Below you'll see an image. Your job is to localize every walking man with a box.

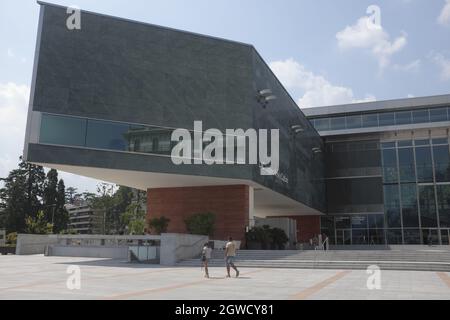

[225,237,239,278]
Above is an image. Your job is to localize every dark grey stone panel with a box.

[28,143,253,180]
[33,5,254,131]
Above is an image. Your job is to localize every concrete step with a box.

[177,259,450,272]
[182,249,450,271]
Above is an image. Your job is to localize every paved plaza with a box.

[0,255,449,300]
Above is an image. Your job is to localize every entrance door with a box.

[336,229,352,245]
[441,229,450,245]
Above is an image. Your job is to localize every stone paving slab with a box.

[0,255,449,300]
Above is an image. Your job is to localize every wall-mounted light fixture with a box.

[312,147,323,154]
[257,89,277,108]
[290,125,305,135]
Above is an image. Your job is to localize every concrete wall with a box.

[47,245,129,259]
[16,234,59,255]
[160,233,208,266]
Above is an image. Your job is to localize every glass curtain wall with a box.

[381,137,450,245]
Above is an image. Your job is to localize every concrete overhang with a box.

[30,162,324,218]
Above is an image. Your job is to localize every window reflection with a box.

[433,144,450,182]
[384,185,401,228]
[311,106,450,131]
[419,185,438,228]
[415,146,434,183]
[437,185,450,228]
[40,114,87,147]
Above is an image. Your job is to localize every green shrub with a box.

[148,216,171,235]
[6,232,17,246]
[246,225,288,250]
[184,213,216,236]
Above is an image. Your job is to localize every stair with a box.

[177,249,450,272]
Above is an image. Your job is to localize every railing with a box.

[55,235,161,247]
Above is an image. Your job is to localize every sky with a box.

[0,0,449,193]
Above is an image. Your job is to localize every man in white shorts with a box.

[225,237,239,278]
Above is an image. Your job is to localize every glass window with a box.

[422,229,439,246]
[352,229,369,245]
[433,145,450,182]
[86,120,130,151]
[403,229,421,244]
[437,185,450,228]
[415,146,434,183]
[381,142,396,149]
[335,216,351,229]
[382,149,398,183]
[387,229,403,244]
[379,112,395,126]
[415,139,430,146]
[418,185,438,228]
[351,215,367,229]
[412,109,429,124]
[398,140,413,147]
[368,214,384,229]
[401,184,419,228]
[429,107,448,123]
[346,115,362,129]
[362,114,378,128]
[396,111,412,125]
[369,229,385,245]
[40,114,87,147]
[330,117,346,130]
[432,138,449,145]
[314,118,330,131]
[384,185,401,228]
[398,148,416,183]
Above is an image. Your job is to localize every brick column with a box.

[147,185,250,243]
[285,216,321,244]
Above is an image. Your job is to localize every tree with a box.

[19,158,46,219]
[0,157,45,233]
[65,187,78,204]
[122,203,146,235]
[54,179,68,233]
[25,211,53,235]
[184,213,216,236]
[148,216,170,235]
[43,169,58,223]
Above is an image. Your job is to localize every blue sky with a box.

[1,0,449,192]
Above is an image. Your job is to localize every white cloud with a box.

[393,59,421,72]
[269,58,376,108]
[438,0,450,26]
[7,48,15,58]
[336,16,407,68]
[430,53,450,80]
[0,82,101,193]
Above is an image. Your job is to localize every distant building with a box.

[66,202,103,235]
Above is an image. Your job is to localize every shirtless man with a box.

[225,237,240,278]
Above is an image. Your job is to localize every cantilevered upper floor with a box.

[24,2,326,216]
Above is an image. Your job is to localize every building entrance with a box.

[336,229,352,245]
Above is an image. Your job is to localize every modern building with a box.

[66,202,103,235]
[305,97,450,246]
[24,2,450,246]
